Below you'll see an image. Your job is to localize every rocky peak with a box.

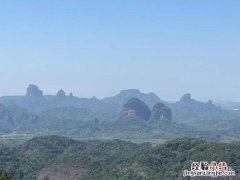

[56,89,66,98]
[26,84,43,97]
[208,100,213,104]
[180,93,193,103]
[102,89,161,110]
[151,103,172,121]
[120,89,141,95]
[120,98,151,121]
[206,99,218,108]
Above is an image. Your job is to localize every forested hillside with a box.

[0,136,240,180]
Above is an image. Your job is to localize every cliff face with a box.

[120,98,151,121]
[0,104,12,124]
[151,103,172,121]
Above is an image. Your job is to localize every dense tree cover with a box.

[0,136,240,180]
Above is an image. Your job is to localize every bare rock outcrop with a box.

[26,84,43,97]
[151,103,172,121]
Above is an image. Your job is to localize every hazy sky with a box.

[0,0,240,101]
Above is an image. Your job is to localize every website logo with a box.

[183,161,236,177]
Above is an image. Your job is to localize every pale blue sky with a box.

[0,0,240,101]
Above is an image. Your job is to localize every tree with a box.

[0,170,11,180]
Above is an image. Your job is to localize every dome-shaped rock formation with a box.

[120,98,151,121]
[151,103,172,121]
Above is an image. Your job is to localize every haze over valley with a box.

[1,1,240,179]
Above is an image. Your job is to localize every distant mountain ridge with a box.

[0,86,162,114]
[167,93,230,124]
[102,89,161,108]
[1,84,240,142]
[0,85,235,123]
